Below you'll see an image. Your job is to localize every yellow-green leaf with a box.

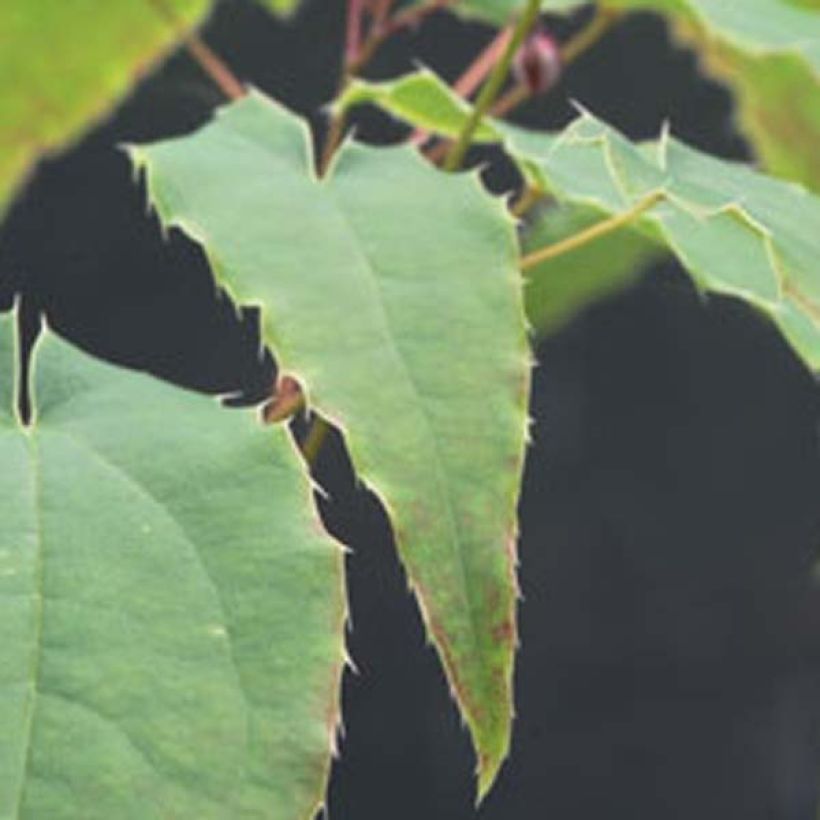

[337,69,501,142]
[0,0,213,218]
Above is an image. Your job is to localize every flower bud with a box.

[513,30,562,95]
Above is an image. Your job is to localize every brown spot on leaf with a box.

[492,619,515,644]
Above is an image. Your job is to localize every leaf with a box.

[314,68,820,357]
[667,13,820,189]
[522,202,662,337]
[431,0,820,188]
[337,69,501,142]
[0,310,346,819]
[501,112,820,369]
[256,0,302,15]
[0,0,214,218]
[131,90,530,798]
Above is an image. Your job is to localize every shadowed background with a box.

[1,1,819,817]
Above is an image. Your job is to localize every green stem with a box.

[519,191,664,270]
[302,417,331,466]
[443,0,541,171]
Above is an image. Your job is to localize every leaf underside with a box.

[132,90,531,799]
[521,202,662,337]
[0,312,346,819]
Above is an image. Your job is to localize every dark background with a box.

[2,1,819,817]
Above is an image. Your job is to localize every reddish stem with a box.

[346,0,365,67]
[145,0,245,100]
[411,24,512,146]
[349,0,458,74]
[455,26,513,98]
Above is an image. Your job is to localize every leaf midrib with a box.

[321,176,486,676]
[14,434,43,820]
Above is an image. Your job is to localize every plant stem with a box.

[348,0,458,75]
[455,25,514,99]
[302,417,331,466]
[324,0,448,175]
[519,191,664,271]
[346,0,365,66]
[144,0,245,100]
[319,111,347,177]
[490,83,530,117]
[412,26,512,147]
[560,6,622,66]
[443,0,541,171]
[370,0,396,26]
[492,7,622,116]
[511,185,545,219]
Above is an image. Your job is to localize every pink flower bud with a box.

[513,30,562,95]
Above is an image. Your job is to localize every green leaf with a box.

[314,68,819,354]
[502,113,820,369]
[0,311,346,819]
[666,12,820,189]
[0,0,213,218]
[131,90,530,798]
[256,0,302,15]
[435,0,820,188]
[522,202,662,337]
[337,69,501,142]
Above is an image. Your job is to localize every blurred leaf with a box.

[0,311,346,819]
[668,14,820,189]
[502,113,820,369]
[0,0,212,218]
[522,202,661,336]
[256,0,302,15]
[131,91,530,799]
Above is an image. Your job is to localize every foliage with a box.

[1,0,819,817]
[130,91,530,795]
[0,0,211,215]
[0,312,345,818]
[502,115,820,367]
[521,202,661,337]
[436,0,820,188]
[344,68,820,364]
[0,0,311,217]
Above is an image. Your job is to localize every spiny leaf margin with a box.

[0,308,347,819]
[130,89,531,799]
[502,112,820,368]
[334,67,820,367]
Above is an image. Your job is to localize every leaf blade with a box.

[0,312,346,819]
[425,0,820,187]
[502,113,820,368]
[133,91,531,797]
[0,0,215,217]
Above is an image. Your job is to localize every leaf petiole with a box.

[144,0,245,100]
[519,190,664,270]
